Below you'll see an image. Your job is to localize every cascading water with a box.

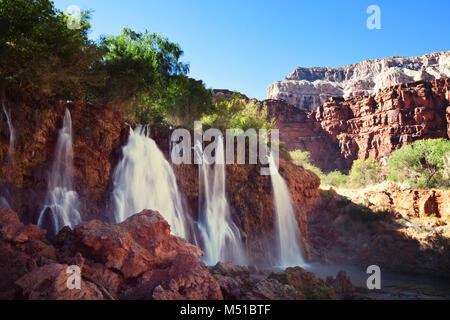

[38,109,81,235]
[196,136,246,265]
[111,125,188,239]
[2,102,15,162]
[0,197,10,209]
[269,155,306,268]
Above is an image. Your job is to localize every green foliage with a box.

[348,159,383,187]
[322,170,348,187]
[96,28,188,111]
[290,140,450,190]
[1,4,213,126]
[289,150,311,166]
[202,94,275,131]
[150,76,213,128]
[0,0,103,100]
[387,139,450,188]
[95,28,214,127]
[289,150,347,186]
[289,150,323,177]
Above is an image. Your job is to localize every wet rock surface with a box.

[0,99,126,223]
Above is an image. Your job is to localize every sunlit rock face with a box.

[268,51,450,111]
[267,78,450,172]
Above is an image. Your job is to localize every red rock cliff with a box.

[0,98,127,223]
[268,78,450,172]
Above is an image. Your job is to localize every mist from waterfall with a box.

[112,125,188,239]
[196,136,246,266]
[38,109,81,235]
[269,155,306,268]
[2,102,15,163]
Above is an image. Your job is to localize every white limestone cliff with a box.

[267,51,450,111]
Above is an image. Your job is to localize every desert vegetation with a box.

[0,0,274,131]
[290,138,450,189]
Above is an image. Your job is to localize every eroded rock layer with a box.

[268,78,450,172]
[268,51,450,111]
[0,99,127,223]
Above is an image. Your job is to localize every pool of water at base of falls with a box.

[264,262,450,300]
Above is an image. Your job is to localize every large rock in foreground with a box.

[56,210,223,300]
[1,209,222,300]
[209,263,344,300]
[0,208,56,299]
[15,263,104,300]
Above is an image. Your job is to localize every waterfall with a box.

[269,155,306,268]
[38,109,81,235]
[2,102,15,162]
[0,197,10,209]
[196,136,246,265]
[111,125,188,239]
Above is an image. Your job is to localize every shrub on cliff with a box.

[149,75,213,128]
[289,150,323,177]
[289,150,348,186]
[202,94,275,131]
[387,139,450,188]
[348,159,384,187]
[322,170,348,187]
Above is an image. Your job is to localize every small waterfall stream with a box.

[1,101,16,207]
[196,136,246,265]
[111,125,188,239]
[38,109,81,235]
[0,197,10,209]
[269,155,306,268]
[2,102,15,163]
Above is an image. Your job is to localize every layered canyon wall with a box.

[267,78,450,172]
[268,51,450,111]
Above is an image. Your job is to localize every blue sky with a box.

[53,0,450,100]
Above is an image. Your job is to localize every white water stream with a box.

[111,125,188,239]
[38,109,81,234]
[196,136,246,265]
[269,155,306,268]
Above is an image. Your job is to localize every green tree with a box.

[96,28,215,127]
[202,94,275,131]
[0,0,103,101]
[151,75,213,128]
[96,28,189,119]
[349,159,383,187]
[387,139,450,188]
